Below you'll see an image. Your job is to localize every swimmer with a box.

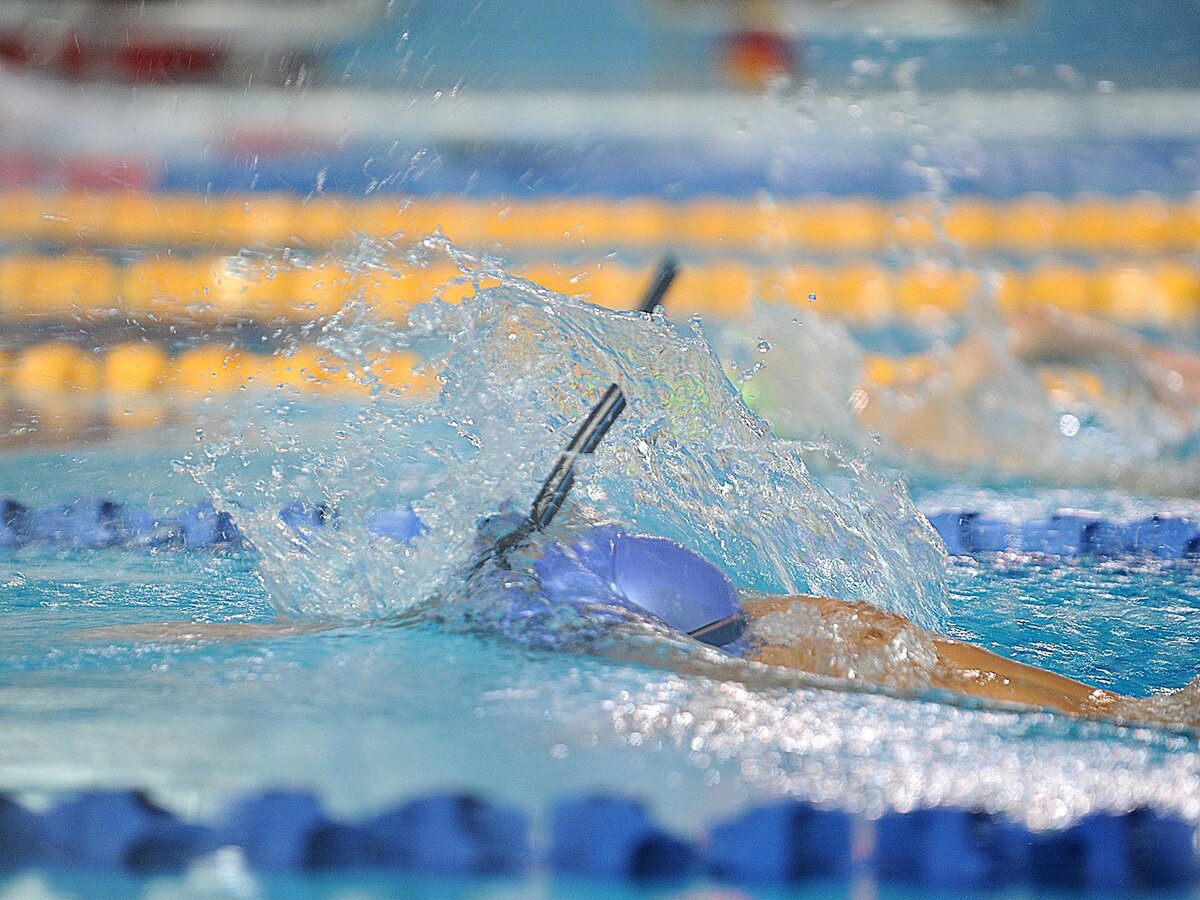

[70,263,1200,728]
[738,298,1200,487]
[856,304,1200,464]
[77,380,1199,732]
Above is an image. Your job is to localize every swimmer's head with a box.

[535,525,745,649]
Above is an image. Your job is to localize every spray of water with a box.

[184,237,948,642]
[727,296,1200,494]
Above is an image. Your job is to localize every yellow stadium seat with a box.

[998,194,1064,253]
[25,191,113,245]
[895,263,975,317]
[690,263,754,317]
[862,353,899,387]
[586,263,644,310]
[679,197,770,249]
[555,198,622,249]
[1062,194,1122,254]
[1096,264,1200,325]
[0,256,24,314]
[484,200,553,247]
[0,192,64,243]
[943,197,998,252]
[427,198,488,246]
[1110,193,1172,253]
[794,198,886,253]
[0,191,53,242]
[106,192,166,246]
[888,197,939,248]
[169,346,248,394]
[611,199,671,248]
[770,202,808,252]
[1168,195,1200,250]
[237,352,274,390]
[1153,263,1200,321]
[545,199,615,248]
[757,263,828,310]
[106,192,218,247]
[294,195,356,247]
[13,341,100,394]
[214,193,297,247]
[208,257,285,321]
[274,261,351,320]
[531,199,584,247]
[103,342,169,393]
[0,254,118,320]
[829,264,893,321]
[120,257,214,321]
[486,200,565,247]
[1024,264,1094,314]
[0,256,34,317]
[530,199,611,249]
[154,195,221,247]
[353,196,407,241]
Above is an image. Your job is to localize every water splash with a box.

[186,237,948,635]
[728,298,1200,494]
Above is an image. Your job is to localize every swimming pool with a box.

[2,274,1199,896]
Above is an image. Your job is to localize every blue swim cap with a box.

[534,525,744,647]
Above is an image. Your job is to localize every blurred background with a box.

[0,0,1198,461]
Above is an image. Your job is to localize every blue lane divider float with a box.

[0,789,1194,891]
[925,511,1200,559]
[0,498,426,551]
[549,795,698,881]
[0,496,1197,560]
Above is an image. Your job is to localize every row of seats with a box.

[0,341,437,398]
[0,788,1193,890]
[1,254,1198,323]
[2,190,1200,254]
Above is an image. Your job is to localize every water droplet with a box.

[1059,414,1081,437]
[757,340,771,353]
[808,293,817,303]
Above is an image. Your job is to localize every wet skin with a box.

[75,591,1140,724]
[740,595,1117,719]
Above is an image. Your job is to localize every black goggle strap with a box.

[481,254,676,570]
[687,612,748,648]
[490,383,626,567]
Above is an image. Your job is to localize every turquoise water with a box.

[3,534,1199,831]
[2,270,1200,899]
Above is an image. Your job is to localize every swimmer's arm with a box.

[930,635,1115,715]
[1009,304,1200,405]
[70,620,346,643]
[741,594,1116,717]
[1007,304,1147,366]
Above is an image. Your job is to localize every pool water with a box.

[2,276,1200,898]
